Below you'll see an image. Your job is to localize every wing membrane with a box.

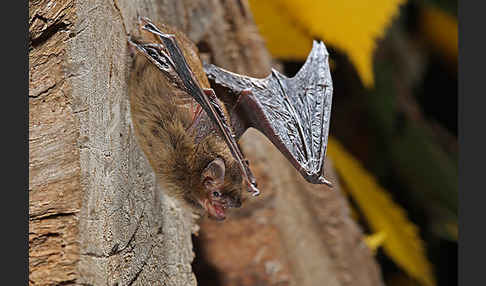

[204,41,333,185]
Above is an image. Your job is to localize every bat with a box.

[128,17,333,220]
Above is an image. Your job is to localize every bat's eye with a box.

[212,191,221,198]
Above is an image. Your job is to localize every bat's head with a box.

[190,156,243,221]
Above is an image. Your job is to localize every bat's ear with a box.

[201,158,225,190]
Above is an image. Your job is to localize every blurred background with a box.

[199,0,457,286]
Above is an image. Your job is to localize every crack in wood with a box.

[126,245,154,286]
[30,19,70,48]
[56,278,77,285]
[109,210,145,256]
[81,251,110,259]
[30,211,78,221]
[29,232,61,247]
[29,81,57,99]
[112,0,128,36]
[80,210,145,260]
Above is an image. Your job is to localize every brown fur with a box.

[128,24,243,217]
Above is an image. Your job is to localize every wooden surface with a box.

[29,0,80,284]
[29,0,384,285]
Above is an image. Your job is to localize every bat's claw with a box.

[138,15,147,22]
[247,182,260,196]
[318,176,333,188]
[138,16,175,41]
[138,16,153,27]
[138,16,155,33]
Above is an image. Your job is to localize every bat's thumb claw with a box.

[247,183,260,196]
[318,176,333,188]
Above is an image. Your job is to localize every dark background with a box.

[281,1,458,285]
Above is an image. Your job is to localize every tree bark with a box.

[29,0,384,285]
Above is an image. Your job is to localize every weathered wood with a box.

[29,0,384,285]
[29,1,80,285]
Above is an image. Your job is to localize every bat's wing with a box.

[204,41,334,186]
[129,17,260,196]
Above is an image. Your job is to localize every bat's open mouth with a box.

[203,199,226,220]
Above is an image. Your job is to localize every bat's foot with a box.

[318,176,333,188]
[247,182,260,196]
[138,15,151,25]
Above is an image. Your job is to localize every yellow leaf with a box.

[247,0,313,59]
[248,0,406,87]
[327,137,436,286]
[364,231,387,254]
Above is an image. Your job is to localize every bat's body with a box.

[128,18,333,220]
[128,22,243,220]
